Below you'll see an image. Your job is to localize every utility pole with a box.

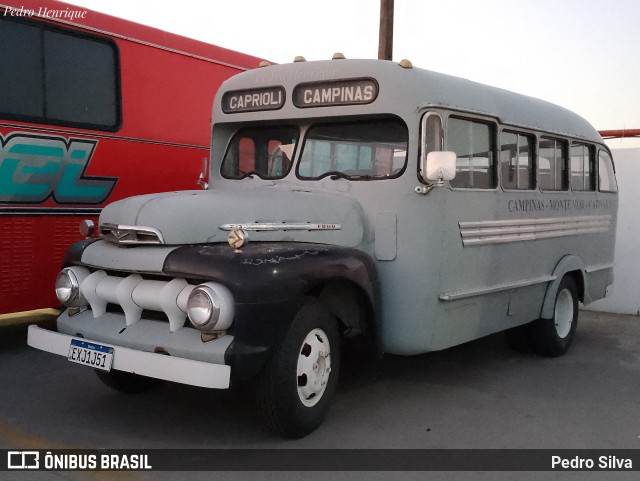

[378,0,394,60]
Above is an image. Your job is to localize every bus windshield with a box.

[298,118,408,180]
[221,125,299,179]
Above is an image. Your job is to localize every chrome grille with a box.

[75,268,194,332]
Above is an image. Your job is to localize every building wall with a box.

[587,148,640,315]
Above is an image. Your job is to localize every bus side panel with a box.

[0,215,89,313]
[116,37,242,146]
[70,137,207,201]
[431,189,617,350]
[434,189,518,349]
[585,267,614,304]
[370,179,445,355]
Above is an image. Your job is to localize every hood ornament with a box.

[228,229,248,250]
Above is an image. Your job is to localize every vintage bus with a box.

[28,57,618,438]
[0,0,264,319]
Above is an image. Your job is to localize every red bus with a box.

[0,0,264,319]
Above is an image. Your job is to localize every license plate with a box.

[68,339,114,372]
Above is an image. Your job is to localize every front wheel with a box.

[256,299,340,439]
[530,276,579,357]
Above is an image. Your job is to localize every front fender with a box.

[62,238,101,267]
[163,242,378,380]
[163,242,377,304]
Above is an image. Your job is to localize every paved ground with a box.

[0,310,639,480]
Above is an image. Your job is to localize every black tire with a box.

[95,369,162,393]
[256,299,340,439]
[530,276,579,357]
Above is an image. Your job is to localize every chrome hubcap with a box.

[296,328,331,407]
[555,288,574,338]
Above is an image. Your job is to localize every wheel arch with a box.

[540,255,586,319]
[313,278,378,343]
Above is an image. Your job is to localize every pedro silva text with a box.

[552,456,633,470]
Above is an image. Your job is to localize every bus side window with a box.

[423,112,443,156]
[44,30,119,128]
[570,143,596,191]
[0,18,43,118]
[539,137,568,191]
[500,131,535,190]
[598,150,618,193]
[0,16,120,131]
[447,117,496,189]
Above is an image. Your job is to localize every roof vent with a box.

[332,52,346,60]
[294,55,307,63]
[259,60,272,68]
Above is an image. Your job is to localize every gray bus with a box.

[28,58,618,438]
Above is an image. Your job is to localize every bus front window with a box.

[297,118,408,180]
[221,125,298,179]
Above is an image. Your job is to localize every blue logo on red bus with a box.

[0,133,117,205]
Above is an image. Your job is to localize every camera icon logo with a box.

[7,451,39,469]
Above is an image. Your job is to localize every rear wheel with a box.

[256,299,340,439]
[95,369,162,393]
[530,276,579,357]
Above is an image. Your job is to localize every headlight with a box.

[186,282,234,332]
[55,267,89,307]
[187,286,217,327]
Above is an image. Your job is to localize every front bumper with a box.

[27,325,231,389]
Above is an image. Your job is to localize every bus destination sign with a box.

[293,78,378,108]
[222,86,285,113]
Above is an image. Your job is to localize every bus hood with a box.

[98,188,365,247]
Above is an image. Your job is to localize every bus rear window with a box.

[598,150,618,193]
[221,126,298,179]
[297,118,408,180]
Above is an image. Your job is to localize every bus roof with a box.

[216,58,602,142]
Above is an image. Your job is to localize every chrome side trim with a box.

[460,215,612,246]
[100,223,165,245]
[439,275,556,301]
[219,222,341,232]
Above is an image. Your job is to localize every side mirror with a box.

[421,151,456,184]
[197,157,210,190]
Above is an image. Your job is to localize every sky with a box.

[64,0,640,149]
